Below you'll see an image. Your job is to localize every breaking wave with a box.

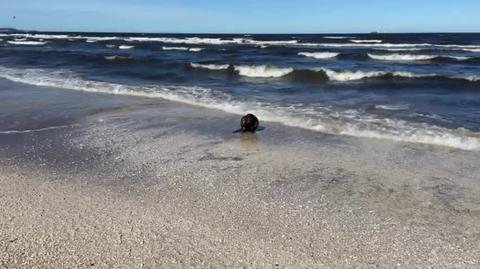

[368,53,437,61]
[119,45,135,50]
[323,36,353,39]
[3,33,480,52]
[350,39,383,43]
[233,65,294,78]
[375,104,410,111]
[0,65,478,150]
[185,63,479,83]
[103,55,133,61]
[190,63,230,70]
[162,46,204,52]
[368,53,477,62]
[298,52,339,59]
[7,41,47,46]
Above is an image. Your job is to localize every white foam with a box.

[162,46,189,51]
[318,68,436,82]
[104,55,131,61]
[350,39,383,43]
[370,52,472,61]
[323,36,353,39]
[445,55,471,61]
[305,42,480,52]
[126,36,297,46]
[463,48,480,52]
[106,44,117,48]
[0,65,478,150]
[0,124,78,134]
[461,75,480,82]
[129,37,240,45]
[368,53,437,61]
[162,46,203,52]
[375,104,410,111]
[119,45,135,50]
[248,40,298,46]
[234,65,294,78]
[190,63,230,70]
[377,48,426,52]
[7,41,47,46]
[298,52,339,59]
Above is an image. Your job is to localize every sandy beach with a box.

[1,78,480,268]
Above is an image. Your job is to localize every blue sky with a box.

[1,0,479,33]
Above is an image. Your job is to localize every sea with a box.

[0,32,479,150]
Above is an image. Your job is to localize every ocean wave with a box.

[190,63,230,70]
[185,62,479,83]
[2,33,480,52]
[0,65,478,150]
[350,39,383,43]
[375,104,410,111]
[7,40,48,46]
[376,48,426,52]
[127,36,297,46]
[233,65,294,78]
[323,36,353,39]
[119,45,135,50]
[318,68,437,81]
[368,53,437,61]
[104,55,132,61]
[305,42,480,52]
[128,37,241,45]
[298,52,339,59]
[368,53,477,62]
[162,46,204,52]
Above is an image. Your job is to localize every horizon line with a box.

[2,28,480,35]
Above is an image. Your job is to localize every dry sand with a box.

[1,80,480,268]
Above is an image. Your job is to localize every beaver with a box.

[234,114,259,133]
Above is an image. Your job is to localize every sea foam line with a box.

[0,124,79,134]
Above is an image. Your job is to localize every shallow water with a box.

[1,32,479,149]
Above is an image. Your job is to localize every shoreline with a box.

[1,65,479,151]
[1,79,480,268]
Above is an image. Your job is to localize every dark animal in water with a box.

[234,114,259,133]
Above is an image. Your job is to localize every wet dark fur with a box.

[234,114,259,133]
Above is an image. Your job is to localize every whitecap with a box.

[375,104,410,111]
[119,45,135,50]
[323,36,354,39]
[298,52,339,59]
[7,40,47,46]
[162,46,203,52]
[190,63,230,70]
[104,55,131,61]
[318,68,436,82]
[350,39,383,43]
[233,65,294,78]
[367,53,437,61]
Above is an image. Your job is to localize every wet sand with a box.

[1,79,480,268]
